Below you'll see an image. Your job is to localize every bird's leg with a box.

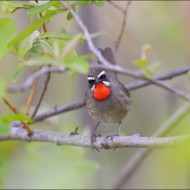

[90,121,101,151]
[105,121,122,140]
[116,121,122,136]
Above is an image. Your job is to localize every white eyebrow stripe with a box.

[87,77,95,81]
[91,85,95,91]
[97,70,106,78]
[102,81,110,86]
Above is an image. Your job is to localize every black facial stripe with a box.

[97,71,106,79]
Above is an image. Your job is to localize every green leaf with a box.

[16,30,40,58]
[0,114,33,124]
[0,121,9,134]
[0,1,19,14]
[66,4,76,20]
[64,54,90,74]
[142,44,151,59]
[0,76,6,97]
[144,68,154,78]
[8,12,57,49]
[12,66,29,82]
[94,0,105,6]
[188,71,190,75]
[67,12,73,20]
[0,18,16,59]
[0,1,33,14]
[27,1,60,20]
[62,35,82,57]
[133,59,147,68]
[78,1,92,6]
[19,56,56,67]
[39,32,82,41]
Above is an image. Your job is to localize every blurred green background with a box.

[1,1,190,189]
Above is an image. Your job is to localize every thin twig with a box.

[107,0,126,13]
[0,127,190,149]
[2,97,33,135]
[32,66,190,122]
[24,0,48,117]
[127,66,190,91]
[8,66,66,92]
[113,103,190,189]
[24,78,38,115]
[115,1,131,54]
[31,69,51,118]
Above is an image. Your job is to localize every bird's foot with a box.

[70,127,79,136]
[105,133,119,141]
[90,133,101,152]
[105,133,119,151]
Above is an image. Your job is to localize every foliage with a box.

[0,1,104,188]
[133,45,161,78]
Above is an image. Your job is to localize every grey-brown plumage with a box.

[85,47,132,142]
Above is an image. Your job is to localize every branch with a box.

[31,68,51,118]
[91,64,190,102]
[127,66,190,90]
[2,97,33,135]
[32,66,190,122]
[107,0,126,13]
[1,127,190,149]
[33,100,84,122]
[8,66,66,92]
[115,1,131,54]
[24,78,38,115]
[112,103,190,189]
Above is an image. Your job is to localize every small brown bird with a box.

[85,47,132,144]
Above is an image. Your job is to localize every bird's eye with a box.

[99,74,106,80]
[88,79,95,84]
[98,71,106,80]
[87,77,95,85]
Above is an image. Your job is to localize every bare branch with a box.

[33,100,84,122]
[127,66,190,90]
[91,64,190,102]
[32,66,190,122]
[8,66,66,92]
[107,0,126,13]
[31,69,51,118]
[113,103,190,189]
[1,127,190,149]
[115,1,131,54]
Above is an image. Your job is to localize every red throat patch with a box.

[93,83,111,101]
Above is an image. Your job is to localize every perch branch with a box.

[0,127,190,149]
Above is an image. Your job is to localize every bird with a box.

[85,47,132,147]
